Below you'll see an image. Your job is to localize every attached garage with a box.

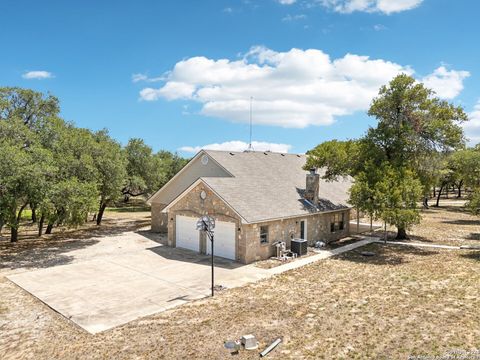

[175,215,200,252]
[206,220,236,260]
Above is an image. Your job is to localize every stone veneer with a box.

[167,183,244,261]
[151,203,168,232]
[167,182,350,264]
[240,210,350,264]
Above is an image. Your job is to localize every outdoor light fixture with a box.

[196,215,215,296]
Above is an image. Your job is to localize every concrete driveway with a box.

[7,231,270,334]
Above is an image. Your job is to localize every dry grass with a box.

[1,202,479,359]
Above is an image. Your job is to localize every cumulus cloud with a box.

[179,141,292,154]
[464,100,480,145]
[22,71,53,80]
[421,66,470,100]
[138,46,468,128]
[278,0,297,4]
[319,0,423,14]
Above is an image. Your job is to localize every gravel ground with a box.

[1,204,479,359]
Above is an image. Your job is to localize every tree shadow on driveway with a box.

[0,218,151,272]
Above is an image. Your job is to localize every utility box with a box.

[291,238,308,256]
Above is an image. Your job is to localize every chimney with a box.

[305,168,319,204]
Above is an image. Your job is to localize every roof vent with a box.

[280,153,285,157]
[264,152,268,155]
[229,152,235,156]
[296,154,301,158]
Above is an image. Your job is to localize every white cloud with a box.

[140,82,195,101]
[22,71,53,80]
[282,14,307,21]
[421,66,470,100]
[373,24,387,31]
[464,100,480,145]
[319,0,423,14]
[138,46,468,128]
[132,73,166,83]
[278,0,297,4]
[179,140,292,154]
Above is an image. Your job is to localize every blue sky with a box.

[1,0,479,155]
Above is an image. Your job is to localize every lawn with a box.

[0,201,479,359]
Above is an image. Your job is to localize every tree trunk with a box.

[435,184,444,207]
[45,223,54,234]
[124,194,130,203]
[96,202,107,225]
[423,197,429,209]
[396,227,408,240]
[0,218,4,234]
[11,227,18,242]
[457,180,463,198]
[11,203,27,242]
[433,186,436,197]
[370,214,373,231]
[31,206,37,223]
[38,214,45,237]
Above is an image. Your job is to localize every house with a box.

[148,150,353,264]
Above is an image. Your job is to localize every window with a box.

[260,226,269,244]
[330,213,345,233]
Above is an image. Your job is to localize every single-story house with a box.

[148,150,353,264]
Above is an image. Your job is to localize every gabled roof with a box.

[165,150,352,224]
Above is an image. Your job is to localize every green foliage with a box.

[305,140,359,180]
[0,119,56,239]
[124,138,157,198]
[306,74,468,237]
[467,188,480,215]
[375,167,423,231]
[41,179,98,227]
[0,87,189,239]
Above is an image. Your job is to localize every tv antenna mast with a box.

[247,96,254,152]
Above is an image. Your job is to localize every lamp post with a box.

[197,215,215,297]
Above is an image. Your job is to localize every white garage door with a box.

[175,215,200,252]
[206,220,236,260]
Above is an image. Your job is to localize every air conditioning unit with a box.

[291,238,307,256]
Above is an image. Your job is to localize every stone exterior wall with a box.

[167,181,350,264]
[167,183,243,261]
[241,210,350,264]
[151,203,168,232]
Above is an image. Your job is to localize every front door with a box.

[300,220,307,240]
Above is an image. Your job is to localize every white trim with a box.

[146,150,234,205]
[300,219,307,240]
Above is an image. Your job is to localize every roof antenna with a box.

[247,96,254,152]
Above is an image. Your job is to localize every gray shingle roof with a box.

[201,150,352,223]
